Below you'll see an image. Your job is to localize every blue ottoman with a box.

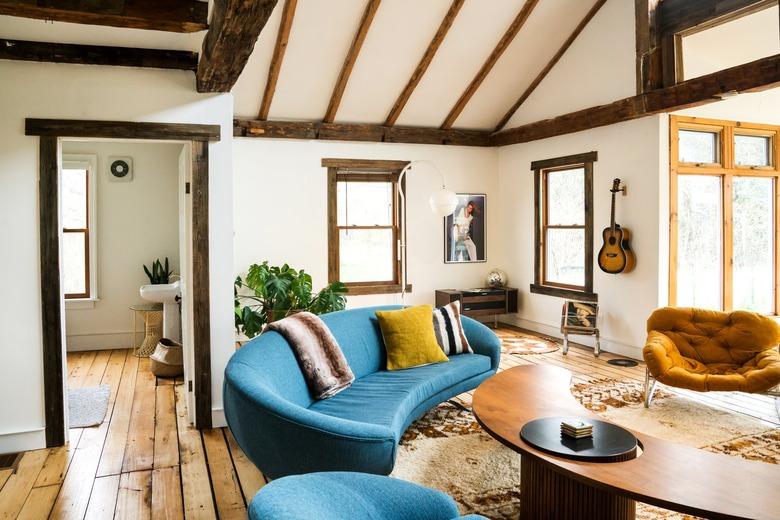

[248,472,487,520]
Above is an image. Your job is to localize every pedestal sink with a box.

[140,280,181,343]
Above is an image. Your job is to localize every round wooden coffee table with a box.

[472,365,780,520]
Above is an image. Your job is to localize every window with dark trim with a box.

[323,158,410,296]
[530,152,597,302]
[62,163,91,299]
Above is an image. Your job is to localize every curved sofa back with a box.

[229,305,402,408]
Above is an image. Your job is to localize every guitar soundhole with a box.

[608,237,616,245]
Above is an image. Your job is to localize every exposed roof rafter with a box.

[384,0,465,127]
[258,0,298,120]
[490,53,780,146]
[0,0,208,33]
[440,0,540,130]
[323,0,382,123]
[197,0,279,93]
[0,38,198,71]
[494,0,607,132]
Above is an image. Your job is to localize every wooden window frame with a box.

[670,115,780,314]
[62,156,97,300]
[324,158,411,296]
[530,152,597,302]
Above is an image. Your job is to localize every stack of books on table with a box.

[561,419,593,439]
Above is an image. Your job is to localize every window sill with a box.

[65,298,100,310]
[530,284,597,302]
[345,284,413,296]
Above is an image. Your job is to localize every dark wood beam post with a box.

[191,140,212,429]
[197,0,279,93]
[258,0,297,120]
[0,0,208,32]
[323,0,382,123]
[39,135,65,448]
[384,0,464,127]
[0,38,199,71]
[494,0,607,132]
[635,0,663,93]
[440,0,540,130]
[491,53,780,146]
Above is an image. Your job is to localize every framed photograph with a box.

[444,193,486,263]
[560,300,599,332]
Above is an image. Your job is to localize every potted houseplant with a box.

[143,257,174,284]
[234,261,348,339]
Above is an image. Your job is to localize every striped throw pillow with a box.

[433,301,473,355]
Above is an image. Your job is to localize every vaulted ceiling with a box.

[231,0,603,131]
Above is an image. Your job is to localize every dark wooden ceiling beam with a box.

[0,0,207,32]
[635,0,664,93]
[490,53,780,147]
[234,119,491,147]
[258,0,297,120]
[658,0,776,36]
[440,0,540,130]
[323,0,381,123]
[197,0,278,93]
[384,0,464,127]
[494,0,607,132]
[0,38,198,71]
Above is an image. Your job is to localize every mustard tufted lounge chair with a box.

[643,307,780,407]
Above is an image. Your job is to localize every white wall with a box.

[232,139,502,309]
[62,141,182,351]
[676,88,780,125]
[0,60,234,451]
[497,116,666,358]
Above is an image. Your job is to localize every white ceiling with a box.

[0,0,611,130]
[232,0,601,129]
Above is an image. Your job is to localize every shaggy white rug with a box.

[391,379,779,520]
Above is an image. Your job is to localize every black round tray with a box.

[520,417,638,463]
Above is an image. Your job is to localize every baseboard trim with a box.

[500,316,643,360]
[0,427,46,453]
[212,407,226,428]
[66,331,136,351]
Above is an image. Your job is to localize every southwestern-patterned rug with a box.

[496,328,560,355]
[391,378,779,520]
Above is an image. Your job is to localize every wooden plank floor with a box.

[1,331,777,519]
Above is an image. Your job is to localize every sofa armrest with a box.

[461,316,501,371]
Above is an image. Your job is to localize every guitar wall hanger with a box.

[597,178,636,274]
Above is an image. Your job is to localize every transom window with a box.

[62,156,97,300]
[324,158,409,295]
[531,152,597,301]
[670,116,779,314]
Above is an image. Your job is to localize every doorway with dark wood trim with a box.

[27,119,220,447]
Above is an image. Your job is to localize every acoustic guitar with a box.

[597,178,635,274]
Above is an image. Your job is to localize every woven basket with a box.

[150,338,184,378]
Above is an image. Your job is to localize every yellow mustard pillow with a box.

[375,305,449,371]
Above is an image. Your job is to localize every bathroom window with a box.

[323,158,410,295]
[530,152,597,301]
[62,156,97,300]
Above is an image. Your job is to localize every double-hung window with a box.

[670,116,779,314]
[324,158,409,295]
[531,152,597,301]
[62,155,97,300]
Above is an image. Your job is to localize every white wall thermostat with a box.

[108,156,133,182]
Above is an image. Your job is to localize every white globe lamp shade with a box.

[429,188,458,217]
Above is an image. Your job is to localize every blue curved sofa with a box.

[249,472,487,520]
[224,305,500,479]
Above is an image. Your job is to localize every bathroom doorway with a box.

[29,119,218,447]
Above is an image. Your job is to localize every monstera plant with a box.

[234,261,348,339]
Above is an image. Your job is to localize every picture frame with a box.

[444,193,486,263]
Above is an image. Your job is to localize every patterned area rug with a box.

[391,379,779,520]
[495,328,560,355]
